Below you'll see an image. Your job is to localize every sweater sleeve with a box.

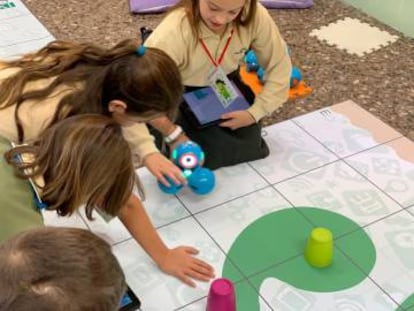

[247,4,292,121]
[144,10,188,71]
[121,123,159,166]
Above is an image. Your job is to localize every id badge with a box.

[208,67,238,108]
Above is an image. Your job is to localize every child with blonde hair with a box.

[145,0,292,169]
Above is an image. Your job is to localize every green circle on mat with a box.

[398,294,414,311]
[223,207,376,293]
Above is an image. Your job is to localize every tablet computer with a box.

[182,85,250,129]
[119,286,141,311]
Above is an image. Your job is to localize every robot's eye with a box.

[179,154,198,169]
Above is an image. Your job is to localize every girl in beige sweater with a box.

[0,40,214,287]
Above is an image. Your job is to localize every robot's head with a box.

[172,141,205,170]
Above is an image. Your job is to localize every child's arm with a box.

[246,4,292,123]
[149,116,189,149]
[219,110,256,130]
[143,152,187,186]
[148,116,191,157]
[122,123,186,186]
[118,193,215,287]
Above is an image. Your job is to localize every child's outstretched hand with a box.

[143,152,186,187]
[220,110,256,130]
[158,246,215,287]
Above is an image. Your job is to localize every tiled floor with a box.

[43,100,414,311]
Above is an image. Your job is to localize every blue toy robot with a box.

[244,50,261,72]
[244,49,301,87]
[158,141,215,195]
[290,66,302,88]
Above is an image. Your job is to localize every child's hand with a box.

[143,152,187,186]
[158,246,215,287]
[220,110,256,130]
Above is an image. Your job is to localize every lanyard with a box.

[199,28,234,67]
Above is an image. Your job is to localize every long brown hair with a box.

[0,39,183,143]
[0,227,126,311]
[5,114,137,220]
[171,0,257,40]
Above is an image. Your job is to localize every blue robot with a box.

[158,141,215,195]
[244,50,265,82]
[290,66,302,88]
[244,49,302,88]
[244,50,261,72]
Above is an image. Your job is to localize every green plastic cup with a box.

[304,227,333,268]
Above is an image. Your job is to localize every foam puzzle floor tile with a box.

[45,100,414,311]
[310,17,399,56]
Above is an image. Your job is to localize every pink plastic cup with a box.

[206,278,236,311]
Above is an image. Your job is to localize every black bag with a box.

[176,70,269,170]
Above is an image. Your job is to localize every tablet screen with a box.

[119,287,141,311]
[183,85,250,126]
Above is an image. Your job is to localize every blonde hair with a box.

[171,0,257,40]
[5,114,138,220]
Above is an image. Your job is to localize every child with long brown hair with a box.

[145,0,292,169]
[0,38,185,186]
[2,114,214,287]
